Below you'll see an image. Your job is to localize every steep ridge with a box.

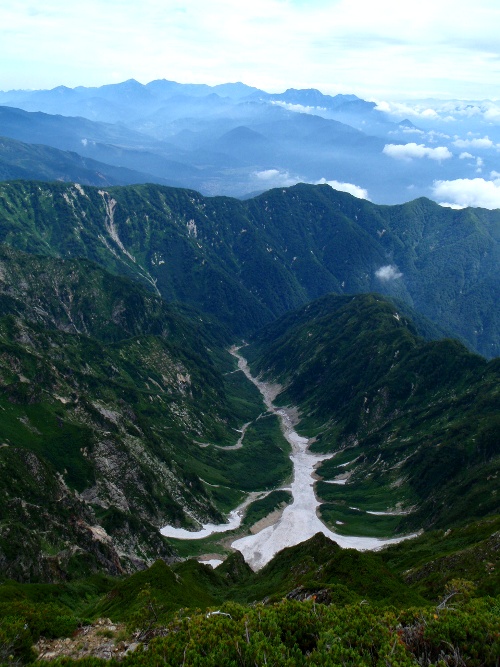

[245,293,500,535]
[0,247,292,581]
[0,181,498,355]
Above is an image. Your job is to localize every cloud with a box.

[375,99,500,126]
[375,101,440,119]
[317,178,369,199]
[253,169,297,186]
[452,136,495,149]
[252,172,369,199]
[375,265,403,281]
[459,151,474,159]
[400,127,425,135]
[383,143,452,161]
[433,177,500,209]
[270,101,326,114]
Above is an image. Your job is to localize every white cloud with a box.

[401,127,425,135]
[270,101,326,115]
[383,143,452,161]
[375,101,440,119]
[433,177,500,209]
[484,107,500,122]
[375,265,403,281]
[253,169,297,186]
[317,178,369,200]
[427,130,451,142]
[459,151,474,159]
[452,136,495,149]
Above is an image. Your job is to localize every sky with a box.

[2,0,500,100]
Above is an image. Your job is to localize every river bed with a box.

[161,346,416,570]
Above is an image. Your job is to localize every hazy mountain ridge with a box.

[3,79,498,203]
[0,135,182,188]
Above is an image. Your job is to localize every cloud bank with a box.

[433,177,500,209]
[383,143,452,161]
[270,101,327,115]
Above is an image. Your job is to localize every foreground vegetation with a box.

[1,522,499,665]
[2,587,499,666]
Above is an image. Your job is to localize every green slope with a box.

[0,180,498,355]
[0,248,291,581]
[246,293,500,534]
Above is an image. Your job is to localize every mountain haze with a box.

[3,78,499,204]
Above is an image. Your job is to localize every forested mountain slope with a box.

[246,293,500,534]
[0,181,498,356]
[0,247,291,581]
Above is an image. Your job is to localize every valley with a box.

[0,178,498,665]
[231,346,416,569]
[160,345,416,569]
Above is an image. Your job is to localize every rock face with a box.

[35,619,138,661]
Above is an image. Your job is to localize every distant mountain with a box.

[0,181,497,356]
[2,79,490,203]
[0,135,182,187]
[0,105,206,186]
[0,79,264,124]
[250,87,375,113]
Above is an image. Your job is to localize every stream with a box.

[161,346,416,570]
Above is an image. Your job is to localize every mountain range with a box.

[0,79,498,667]
[2,79,500,204]
[0,180,497,357]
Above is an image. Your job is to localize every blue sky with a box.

[1,0,500,100]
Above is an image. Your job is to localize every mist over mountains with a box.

[2,78,500,206]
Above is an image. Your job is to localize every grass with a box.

[241,490,292,529]
[316,477,413,513]
[319,503,406,538]
[186,413,292,492]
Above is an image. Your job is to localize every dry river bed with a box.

[161,347,417,570]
